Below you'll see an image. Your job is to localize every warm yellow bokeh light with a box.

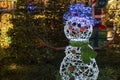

[0,13,13,48]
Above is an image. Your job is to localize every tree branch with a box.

[35,37,65,50]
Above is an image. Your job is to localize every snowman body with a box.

[59,17,99,80]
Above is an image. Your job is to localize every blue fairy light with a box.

[63,12,71,21]
[63,3,101,26]
[27,5,36,12]
[84,7,92,16]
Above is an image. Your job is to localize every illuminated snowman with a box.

[59,16,99,80]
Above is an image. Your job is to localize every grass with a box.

[98,66,120,80]
[0,63,120,80]
[0,48,119,80]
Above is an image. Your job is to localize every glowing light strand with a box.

[63,3,101,26]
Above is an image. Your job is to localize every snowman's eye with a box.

[85,26,88,28]
[78,23,81,28]
[68,21,71,25]
[72,22,76,26]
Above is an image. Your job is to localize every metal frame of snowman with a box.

[59,3,99,80]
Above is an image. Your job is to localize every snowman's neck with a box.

[69,40,89,46]
[70,39,89,42]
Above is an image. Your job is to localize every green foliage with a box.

[0,63,120,80]
[98,66,120,80]
[0,48,9,61]
[0,0,68,80]
[0,0,120,80]
[42,0,69,45]
[6,0,51,64]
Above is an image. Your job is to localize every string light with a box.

[27,5,36,12]
[63,3,101,26]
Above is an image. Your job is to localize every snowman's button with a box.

[68,66,74,72]
[71,50,76,54]
[69,76,75,80]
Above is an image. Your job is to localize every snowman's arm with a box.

[45,45,65,50]
[35,38,65,50]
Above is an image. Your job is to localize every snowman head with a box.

[64,16,93,41]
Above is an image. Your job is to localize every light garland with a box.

[60,3,99,80]
[0,13,13,48]
[63,3,100,26]
[64,17,93,41]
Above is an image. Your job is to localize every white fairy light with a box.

[60,17,99,80]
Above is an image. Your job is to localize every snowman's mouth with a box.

[72,31,76,34]
[71,29,79,35]
[71,28,86,34]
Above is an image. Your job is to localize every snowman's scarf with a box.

[69,41,97,64]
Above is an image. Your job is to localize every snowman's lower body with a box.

[60,46,99,80]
